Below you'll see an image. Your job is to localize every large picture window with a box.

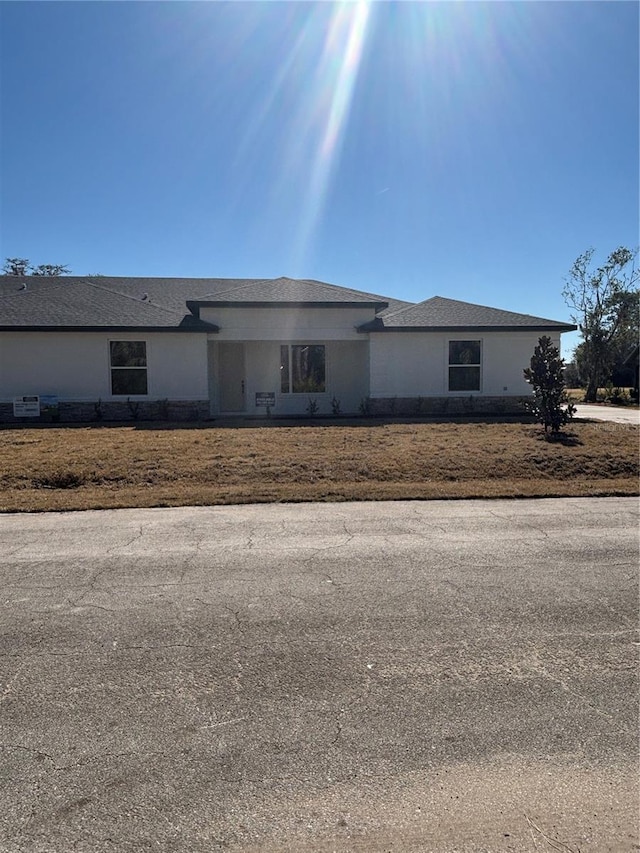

[110,341,148,395]
[448,340,481,392]
[280,344,326,393]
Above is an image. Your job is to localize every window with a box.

[280,344,326,393]
[110,341,148,395]
[448,340,481,391]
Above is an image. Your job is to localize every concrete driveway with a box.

[574,404,640,424]
[0,498,638,852]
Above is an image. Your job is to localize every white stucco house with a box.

[0,275,576,421]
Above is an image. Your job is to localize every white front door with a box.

[219,343,246,412]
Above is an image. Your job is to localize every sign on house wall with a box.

[13,396,40,417]
[255,392,276,407]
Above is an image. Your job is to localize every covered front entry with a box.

[209,339,369,416]
[218,343,245,412]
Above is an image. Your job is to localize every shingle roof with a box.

[0,275,390,329]
[189,276,390,307]
[378,298,417,317]
[358,296,576,332]
[0,277,218,330]
[0,278,575,333]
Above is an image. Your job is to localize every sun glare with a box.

[289,1,371,273]
[220,1,540,273]
[220,2,372,272]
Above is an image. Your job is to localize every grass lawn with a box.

[0,419,637,512]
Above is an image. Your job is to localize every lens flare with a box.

[265,2,371,273]
[291,2,371,272]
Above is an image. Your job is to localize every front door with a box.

[219,343,245,412]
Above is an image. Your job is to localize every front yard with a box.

[0,419,637,512]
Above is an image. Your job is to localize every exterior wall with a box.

[369,331,558,398]
[208,339,369,416]
[0,324,562,422]
[199,306,376,341]
[483,333,560,396]
[0,331,209,403]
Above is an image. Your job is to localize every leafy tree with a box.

[563,247,640,402]
[2,257,70,276]
[571,335,639,391]
[30,263,71,276]
[563,359,582,389]
[524,336,576,434]
[2,258,30,275]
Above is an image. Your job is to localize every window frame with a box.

[109,340,149,396]
[279,343,327,395]
[447,339,482,393]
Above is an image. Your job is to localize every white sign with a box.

[13,396,40,417]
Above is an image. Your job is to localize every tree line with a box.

[3,258,70,276]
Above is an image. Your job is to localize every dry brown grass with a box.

[0,420,637,512]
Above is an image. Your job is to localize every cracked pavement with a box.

[0,497,638,852]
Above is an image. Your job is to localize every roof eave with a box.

[0,324,218,333]
[188,299,388,311]
[358,323,578,333]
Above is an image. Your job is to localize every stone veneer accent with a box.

[368,396,529,416]
[0,396,529,423]
[0,400,211,424]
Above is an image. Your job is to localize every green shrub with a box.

[606,387,631,406]
[524,336,576,433]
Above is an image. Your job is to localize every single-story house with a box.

[0,275,576,421]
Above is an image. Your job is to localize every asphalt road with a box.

[1,497,638,853]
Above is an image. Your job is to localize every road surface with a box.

[574,404,639,424]
[1,498,638,852]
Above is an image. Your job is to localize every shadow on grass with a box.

[1,415,537,432]
[134,415,537,431]
[535,430,583,447]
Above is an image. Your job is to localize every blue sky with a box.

[1,1,638,356]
